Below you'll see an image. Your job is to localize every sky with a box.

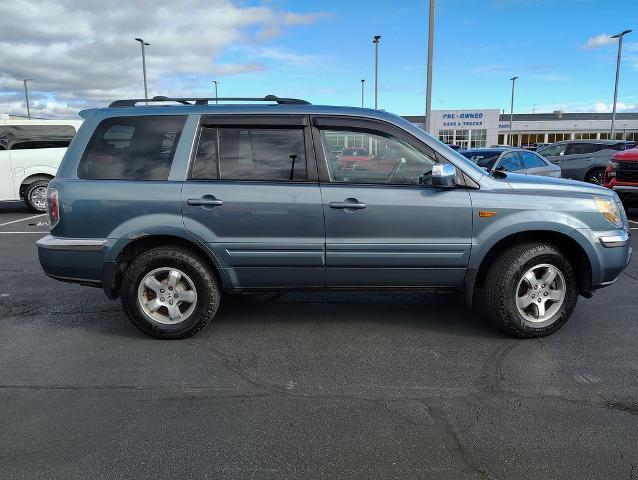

[0,0,636,119]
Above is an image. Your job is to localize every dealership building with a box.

[404,110,638,148]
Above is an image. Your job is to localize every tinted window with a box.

[78,115,186,180]
[497,153,522,171]
[520,151,546,169]
[460,150,501,170]
[538,144,567,157]
[7,125,76,150]
[192,128,306,181]
[191,127,219,180]
[564,143,596,155]
[0,126,6,151]
[321,129,437,185]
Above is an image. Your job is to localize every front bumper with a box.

[588,229,632,289]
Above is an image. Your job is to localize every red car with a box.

[338,147,371,170]
[603,147,638,209]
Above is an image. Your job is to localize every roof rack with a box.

[108,95,310,107]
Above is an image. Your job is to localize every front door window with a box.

[320,129,437,186]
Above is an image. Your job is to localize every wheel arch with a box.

[467,230,593,308]
[19,174,54,197]
[103,234,227,299]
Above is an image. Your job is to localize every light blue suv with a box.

[37,96,632,339]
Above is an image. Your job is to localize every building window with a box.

[547,133,569,143]
[470,129,487,148]
[438,129,454,144]
[521,133,545,145]
[497,134,505,146]
[574,132,597,140]
[626,132,638,141]
[455,130,469,148]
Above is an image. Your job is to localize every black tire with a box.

[121,246,220,339]
[24,180,49,212]
[584,168,605,185]
[482,242,579,338]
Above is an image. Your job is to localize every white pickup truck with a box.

[0,114,83,211]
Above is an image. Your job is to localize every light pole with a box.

[373,35,381,109]
[424,0,435,133]
[610,29,632,139]
[212,80,220,104]
[134,38,150,102]
[509,76,518,145]
[360,79,365,108]
[20,78,33,120]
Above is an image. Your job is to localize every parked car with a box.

[604,147,638,210]
[537,140,636,185]
[459,148,561,178]
[0,116,82,211]
[37,96,631,340]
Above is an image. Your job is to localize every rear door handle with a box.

[187,196,223,207]
[329,199,366,209]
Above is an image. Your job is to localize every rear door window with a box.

[496,152,522,171]
[7,124,76,150]
[520,151,546,169]
[190,127,307,181]
[564,143,596,155]
[0,125,7,150]
[78,115,186,180]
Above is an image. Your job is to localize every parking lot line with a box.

[0,214,46,227]
[629,220,638,226]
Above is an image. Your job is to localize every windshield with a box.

[459,151,501,170]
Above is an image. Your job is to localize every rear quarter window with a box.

[78,115,186,180]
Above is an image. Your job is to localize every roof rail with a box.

[108,95,310,107]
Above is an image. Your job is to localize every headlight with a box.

[595,196,622,227]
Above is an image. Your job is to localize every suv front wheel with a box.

[482,242,579,338]
[121,246,220,339]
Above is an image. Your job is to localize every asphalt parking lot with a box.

[1,201,637,480]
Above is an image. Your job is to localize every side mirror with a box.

[432,164,456,188]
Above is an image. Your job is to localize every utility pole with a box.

[509,76,518,144]
[21,79,33,119]
[424,0,435,133]
[212,80,220,104]
[373,35,381,109]
[360,79,365,108]
[610,30,632,139]
[134,38,150,102]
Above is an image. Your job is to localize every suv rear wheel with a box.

[482,242,579,338]
[24,180,49,212]
[121,247,220,339]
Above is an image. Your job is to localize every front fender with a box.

[464,209,601,308]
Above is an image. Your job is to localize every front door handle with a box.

[187,196,223,207]
[329,198,366,210]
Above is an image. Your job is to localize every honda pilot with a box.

[37,96,632,339]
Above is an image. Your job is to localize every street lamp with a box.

[360,79,365,108]
[373,35,381,109]
[509,76,518,145]
[20,78,33,120]
[134,38,150,102]
[424,0,435,133]
[610,29,632,139]
[212,80,220,104]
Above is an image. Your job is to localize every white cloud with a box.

[0,0,326,118]
[584,33,616,49]
[592,101,638,113]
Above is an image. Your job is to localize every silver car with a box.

[537,140,636,185]
[459,148,561,177]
